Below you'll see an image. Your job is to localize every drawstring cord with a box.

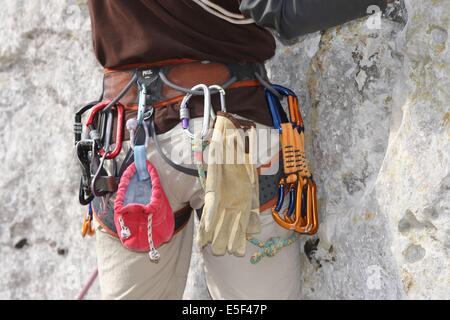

[118,215,131,240]
[119,214,160,263]
[191,0,255,25]
[148,214,161,262]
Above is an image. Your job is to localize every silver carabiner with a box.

[180,84,212,140]
[208,85,226,121]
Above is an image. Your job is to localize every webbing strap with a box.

[134,145,150,181]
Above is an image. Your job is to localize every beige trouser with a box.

[95,118,302,300]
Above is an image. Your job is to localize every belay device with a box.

[265,85,319,234]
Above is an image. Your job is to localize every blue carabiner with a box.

[275,183,285,213]
[301,183,308,218]
[265,89,289,132]
[271,84,296,97]
[274,182,296,217]
[270,84,303,131]
[288,186,296,217]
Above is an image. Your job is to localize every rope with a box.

[191,0,255,25]
[248,233,300,264]
[118,215,131,240]
[75,269,99,300]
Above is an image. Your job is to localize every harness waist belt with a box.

[101,60,270,137]
[103,60,266,107]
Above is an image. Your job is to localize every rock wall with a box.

[0,0,448,299]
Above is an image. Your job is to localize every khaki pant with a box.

[95,119,302,300]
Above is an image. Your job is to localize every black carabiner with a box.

[74,101,99,145]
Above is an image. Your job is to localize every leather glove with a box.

[197,112,260,256]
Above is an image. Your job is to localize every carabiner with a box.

[85,100,124,160]
[265,84,304,131]
[291,177,318,234]
[76,139,96,205]
[272,175,300,231]
[266,84,318,235]
[74,101,99,145]
[81,203,95,238]
[180,84,212,140]
[208,85,226,120]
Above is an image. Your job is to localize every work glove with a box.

[197,112,260,257]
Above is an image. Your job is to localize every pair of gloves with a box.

[197,113,260,257]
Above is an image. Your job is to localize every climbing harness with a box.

[265,85,319,235]
[191,0,255,25]
[74,58,297,295]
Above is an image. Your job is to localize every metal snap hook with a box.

[179,84,212,140]
[208,85,226,121]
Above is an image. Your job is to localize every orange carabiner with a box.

[81,204,95,238]
[81,218,95,238]
[288,95,304,129]
[267,84,318,235]
[293,177,318,234]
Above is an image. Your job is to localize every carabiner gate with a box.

[208,85,227,121]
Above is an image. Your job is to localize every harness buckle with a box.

[136,68,160,107]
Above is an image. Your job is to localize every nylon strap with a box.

[134,145,150,181]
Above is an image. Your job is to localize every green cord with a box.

[192,137,208,190]
[248,233,300,264]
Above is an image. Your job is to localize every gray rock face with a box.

[0,0,448,299]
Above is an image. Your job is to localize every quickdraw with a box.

[265,85,319,235]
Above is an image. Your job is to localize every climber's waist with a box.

[102,59,274,136]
